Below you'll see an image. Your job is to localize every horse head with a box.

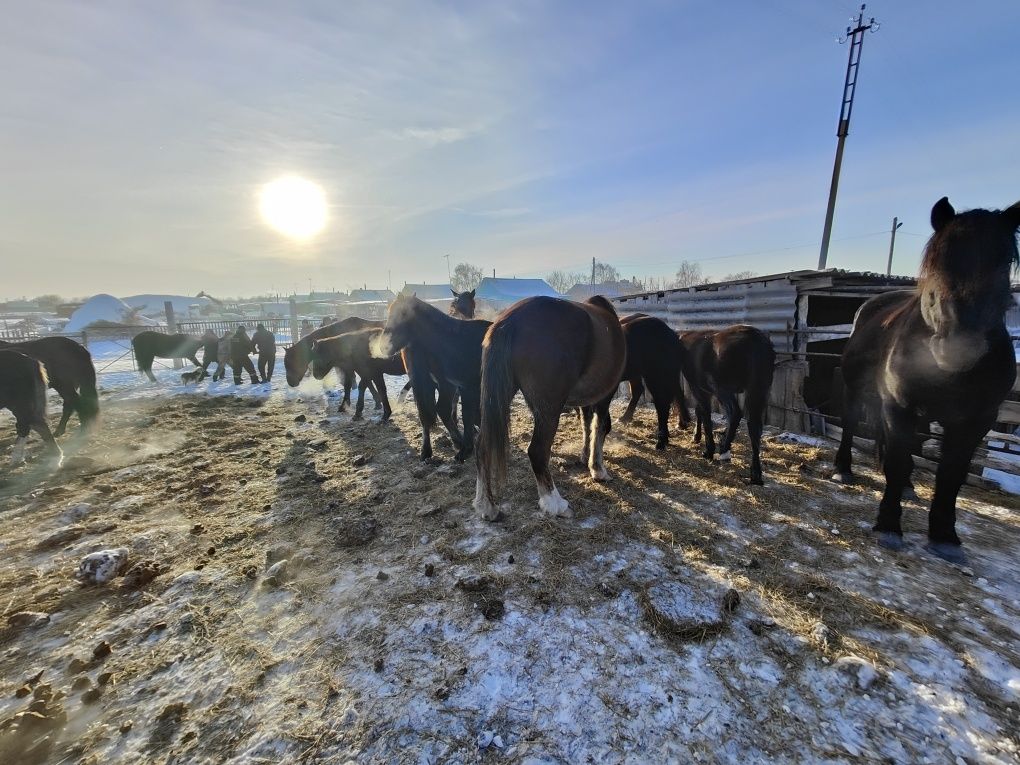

[375,293,417,357]
[919,197,1020,371]
[450,288,476,319]
[284,340,312,386]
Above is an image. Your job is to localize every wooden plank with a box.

[998,399,1020,426]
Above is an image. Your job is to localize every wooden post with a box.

[289,299,299,343]
[164,301,182,369]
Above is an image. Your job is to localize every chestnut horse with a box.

[309,329,407,421]
[679,325,775,485]
[474,295,626,520]
[833,197,1019,562]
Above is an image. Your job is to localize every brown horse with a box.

[0,350,62,466]
[617,315,690,449]
[131,331,205,382]
[833,197,1019,562]
[474,295,626,520]
[680,325,775,485]
[310,329,407,421]
[284,317,386,410]
[450,289,476,319]
[0,336,100,436]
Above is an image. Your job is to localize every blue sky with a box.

[2,1,1018,298]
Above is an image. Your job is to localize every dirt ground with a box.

[0,377,1018,764]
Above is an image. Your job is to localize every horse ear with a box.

[467,289,475,298]
[1003,200,1020,232]
[450,288,458,297]
[931,197,955,232]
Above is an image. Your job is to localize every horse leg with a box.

[924,422,986,563]
[374,372,392,421]
[339,369,354,412]
[31,417,62,467]
[142,358,157,383]
[53,385,78,437]
[9,417,31,465]
[352,376,368,420]
[832,386,862,483]
[620,377,643,424]
[589,394,613,481]
[455,388,480,462]
[716,392,742,462]
[436,381,464,450]
[745,393,766,485]
[397,380,412,404]
[873,402,916,550]
[579,406,594,464]
[694,390,715,459]
[529,406,571,516]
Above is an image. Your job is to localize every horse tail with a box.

[132,335,150,375]
[77,355,100,431]
[477,321,515,503]
[671,335,692,427]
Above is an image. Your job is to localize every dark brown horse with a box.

[680,325,775,485]
[310,329,406,421]
[450,289,476,319]
[617,315,690,449]
[0,336,100,436]
[0,350,61,466]
[474,296,626,520]
[375,294,491,462]
[284,317,385,410]
[132,331,205,382]
[833,197,1019,563]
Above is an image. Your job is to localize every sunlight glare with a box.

[258,175,328,240]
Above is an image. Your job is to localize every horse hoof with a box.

[902,486,920,502]
[717,451,732,462]
[875,531,904,551]
[831,471,852,484]
[589,468,611,483]
[925,542,967,565]
[701,451,713,461]
[748,476,764,486]
[655,440,667,451]
[352,414,363,421]
[538,489,572,517]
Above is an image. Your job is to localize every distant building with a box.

[348,289,396,303]
[400,283,454,301]
[564,280,644,301]
[474,277,558,314]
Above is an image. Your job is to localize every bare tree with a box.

[592,261,621,285]
[722,270,759,281]
[452,262,484,292]
[545,270,588,294]
[670,261,710,288]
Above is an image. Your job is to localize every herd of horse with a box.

[1,198,1017,565]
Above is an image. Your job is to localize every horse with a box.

[309,329,407,421]
[374,294,491,462]
[679,325,775,485]
[131,331,205,382]
[0,350,62,466]
[616,315,690,449]
[473,295,626,521]
[284,317,387,410]
[832,197,1019,562]
[0,336,100,436]
[450,289,476,319]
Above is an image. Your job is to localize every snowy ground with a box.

[0,360,1018,764]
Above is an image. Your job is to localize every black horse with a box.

[310,329,407,421]
[0,350,61,466]
[450,289,476,319]
[474,296,626,520]
[375,294,491,462]
[0,336,100,436]
[680,325,775,485]
[132,331,205,382]
[284,317,385,410]
[617,315,690,449]
[833,197,1020,563]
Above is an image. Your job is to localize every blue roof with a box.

[475,277,558,302]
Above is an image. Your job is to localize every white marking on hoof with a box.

[538,487,572,517]
[473,477,503,521]
[590,467,612,482]
[10,437,27,465]
[50,449,64,470]
[717,451,732,462]
[831,472,852,484]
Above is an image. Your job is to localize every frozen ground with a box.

[0,362,1018,764]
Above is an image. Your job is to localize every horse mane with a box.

[919,206,1020,300]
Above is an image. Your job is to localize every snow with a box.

[774,431,828,448]
[121,294,213,318]
[981,467,1020,495]
[65,294,158,331]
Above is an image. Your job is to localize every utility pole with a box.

[885,216,903,276]
[590,257,596,296]
[818,4,879,270]
[444,254,451,283]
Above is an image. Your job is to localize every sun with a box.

[258,175,328,240]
